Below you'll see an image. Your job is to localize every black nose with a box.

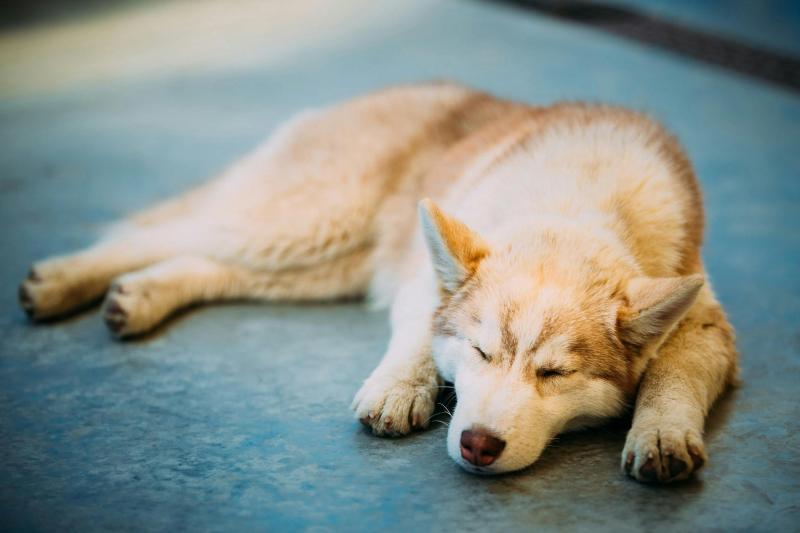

[460,428,506,466]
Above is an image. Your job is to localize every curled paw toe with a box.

[622,427,707,484]
[352,376,436,437]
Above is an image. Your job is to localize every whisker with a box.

[437,402,453,418]
[424,410,447,424]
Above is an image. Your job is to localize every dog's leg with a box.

[622,284,738,483]
[20,111,381,321]
[102,246,373,337]
[18,224,203,320]
[20,85,483,325]
[101,255,243,337]
[351,275,441,436]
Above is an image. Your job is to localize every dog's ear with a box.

[618,274,704,348]
[418,198,489,293]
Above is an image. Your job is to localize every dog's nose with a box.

[460,428,506,466]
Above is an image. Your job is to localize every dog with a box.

[18,82,738,483]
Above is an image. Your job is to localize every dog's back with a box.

[373,99,706,303]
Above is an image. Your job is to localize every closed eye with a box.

[536,367,574,379]
[473,345,490,361]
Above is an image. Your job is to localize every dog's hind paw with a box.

[351,373,437,437]
[18,260,88,320]
[621,424,707,483]
[101,279,164,338]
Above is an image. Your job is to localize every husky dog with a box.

[19,83,737,483]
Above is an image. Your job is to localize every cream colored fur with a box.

[19,82,737,483]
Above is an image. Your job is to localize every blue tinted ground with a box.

[0,0,798,531]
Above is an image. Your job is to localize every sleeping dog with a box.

[19,82,737,482]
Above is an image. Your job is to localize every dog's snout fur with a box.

[460,427,506,466]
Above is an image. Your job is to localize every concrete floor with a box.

[1,0,799,531]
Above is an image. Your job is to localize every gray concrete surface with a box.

[1,0,798,531]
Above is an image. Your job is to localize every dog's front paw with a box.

[622,423,707,483]
[351,373,437,437]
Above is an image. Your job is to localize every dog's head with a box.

[419,199,703,474]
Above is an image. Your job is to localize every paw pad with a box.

[18,285,34,317]
[639,455,659,483]
[27,268,41,282]
[667,455,688,478]
[103,298,128,334]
